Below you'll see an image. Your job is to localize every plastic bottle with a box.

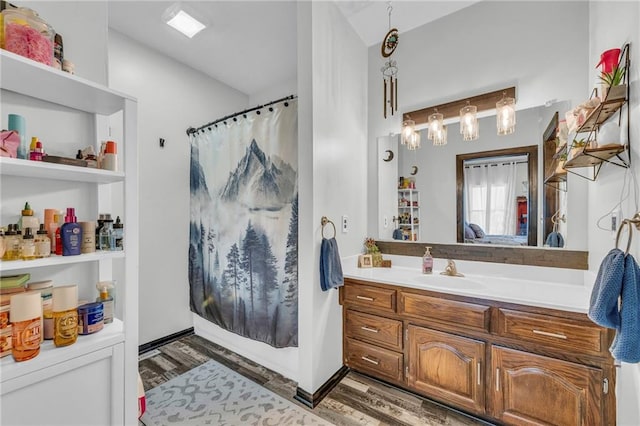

[10,291,42,361]
[0,228,5,259]
[28,137,43,161]
[98,216,115,251]
[61,207,82,256]
[113,216,124,251]
[51,285,78,347]
[422,246,433,274]
[101,141,117,171]
[96,281,114,324]
[35,224,51,258]
[53,211,64,255]
[20,227,36,260]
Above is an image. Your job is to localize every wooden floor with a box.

[139,334,491,426]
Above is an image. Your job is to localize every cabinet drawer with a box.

[345,310,403,351]
[400,292,490,332]
[344,284,396,313]
[344,338,403,383]
[497,309,605,355]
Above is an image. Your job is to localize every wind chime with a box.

[381,2,399,119]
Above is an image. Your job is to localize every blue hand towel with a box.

[589,248,625,329]
[545,231,564,248]
[589,248,640,363]
[320,237,343,291]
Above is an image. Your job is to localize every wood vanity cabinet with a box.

[339,278,617,426]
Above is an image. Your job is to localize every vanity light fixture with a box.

[427,109,444,141]
[407,129,421,150]
[496,92,516,135]
[460,102,479,141]
[433,125,448,146]
[401,118,415,145]
[163,3,207,38]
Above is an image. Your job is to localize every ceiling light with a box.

[433,125,448,146]
[496,93,516,135]
[427,110,444,141]
[163,4,206,38]
[407,130,421,150]
[460,102,479,141]
[401,118,415,145]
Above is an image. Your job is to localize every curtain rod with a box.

[186,94,297,136]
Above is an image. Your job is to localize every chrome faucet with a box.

[440,259,464,277]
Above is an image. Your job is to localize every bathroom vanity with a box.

[339,258,616,425]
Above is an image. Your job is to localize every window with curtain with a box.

[464,158,521,235]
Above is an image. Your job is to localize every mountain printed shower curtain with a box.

[189,99,298,348]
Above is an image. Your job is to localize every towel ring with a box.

[321,216,336,239]
[615,220,633,255]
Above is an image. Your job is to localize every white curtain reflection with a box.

[464,161,518,235]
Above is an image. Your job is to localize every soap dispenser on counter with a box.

[422,246,433,274]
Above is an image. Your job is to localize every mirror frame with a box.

[376,240,588,270]
[456,145,538,246]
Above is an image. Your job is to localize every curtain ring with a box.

[321,216,337,239]
[615,220,633,255]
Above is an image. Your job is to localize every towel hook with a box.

[615,220,633,256]
[321,216,337,239]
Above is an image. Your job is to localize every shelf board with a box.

[0,251,125,273]
[575,96,626,134]
[397,189,419,192]
[544,170,567,184]
[1,50,135,115]
[0,157,124,183]
[399,224,419,227]
[398,206,419,209]
[0,319,124,385]
[563,144,627,169]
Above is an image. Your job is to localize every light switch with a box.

[384,216,389,228]
[342,215,349,233]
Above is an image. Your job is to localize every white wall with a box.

[367,1,590,248]
[587,2,640,424]
[15,1,108,85]
[296,1,368,393]
[107,31,248,345]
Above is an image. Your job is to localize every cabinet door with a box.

[491,346,603,426]
[407,325,485,414]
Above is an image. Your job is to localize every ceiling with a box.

[108,1,480,97]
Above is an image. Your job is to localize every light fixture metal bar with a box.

[403,86,516,126]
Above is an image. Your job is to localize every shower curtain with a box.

[189,99,298,348]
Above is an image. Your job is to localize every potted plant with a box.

[568,138,587,160]
[364,237,383,267]
[599,65,626,100]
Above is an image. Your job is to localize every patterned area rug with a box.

[141,359,331,425]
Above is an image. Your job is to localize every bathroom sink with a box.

[410,274,486,290]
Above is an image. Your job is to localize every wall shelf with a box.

[562,43,631,181]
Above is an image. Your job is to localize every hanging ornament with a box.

[381,2,399,119]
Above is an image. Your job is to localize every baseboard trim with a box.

[294,366,350,408]
[139,327,195,355]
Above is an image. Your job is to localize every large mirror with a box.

[376,102,576,248]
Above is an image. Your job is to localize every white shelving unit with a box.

[397,189,420,241]
[0,50,138,425]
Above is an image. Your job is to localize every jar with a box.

[77,302,104,335]
[2,7,55,66]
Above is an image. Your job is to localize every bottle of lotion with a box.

[422,246,433,274]
[61,208,82,256]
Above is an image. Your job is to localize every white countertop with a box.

[342,254,592,314]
